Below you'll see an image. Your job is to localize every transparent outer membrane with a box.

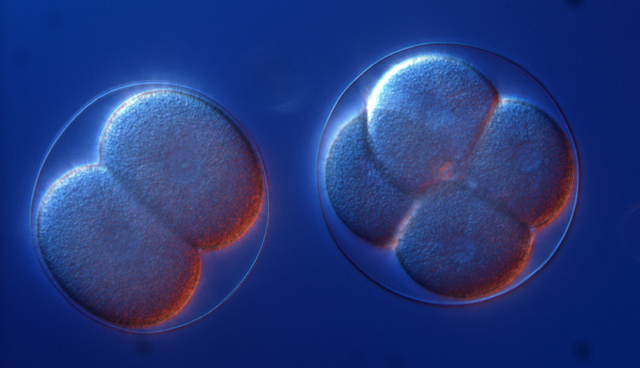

[31,83,269,332]
[318,44,579,304]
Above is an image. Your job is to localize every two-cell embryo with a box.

[32,85,269,332]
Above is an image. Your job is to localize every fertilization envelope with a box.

[319,45,578,302]
[34,85,266,329]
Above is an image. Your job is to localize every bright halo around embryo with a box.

[31,83,269,332]
[318,44,578,304]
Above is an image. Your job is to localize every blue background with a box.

[2,0,639,366]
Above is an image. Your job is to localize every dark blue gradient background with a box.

[2,1,639,366]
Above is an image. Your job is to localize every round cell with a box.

[396,183,531,298]
[318,44,578,304]
[325,112,415,245]
[31,83,269,332]
[366,54,497,193]
[464,99,573,227]
[38,165,200,326]
[100,89,263,249]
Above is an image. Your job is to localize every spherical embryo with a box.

[37,89,264,326]
[325,54,573,299]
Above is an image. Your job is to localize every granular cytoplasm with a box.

[31,84,268,331]
[100,90,263,249]
[326,113,415,245]
[366,55,497,193]
[396,183,531,298]
[319,44,578,303]
[464,100,573,227]
[37,166,200,326]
